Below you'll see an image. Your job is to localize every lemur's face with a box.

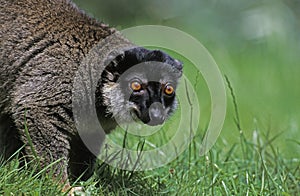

[100,47,182,126]
[120,62,180,125]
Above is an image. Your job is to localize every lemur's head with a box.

[96,47,182,130]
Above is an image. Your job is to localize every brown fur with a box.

[0,0,119,182]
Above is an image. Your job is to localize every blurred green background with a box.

[73,0,300,157]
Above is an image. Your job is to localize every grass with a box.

[0,153,64,195]
[0,119,299,195]
[0,77,299,195]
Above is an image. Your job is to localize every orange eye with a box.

[131,81,142,91]
[164,84,174,95]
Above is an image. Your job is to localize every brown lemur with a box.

[0,0,183,185]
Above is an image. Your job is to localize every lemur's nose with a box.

[148,102,165,126]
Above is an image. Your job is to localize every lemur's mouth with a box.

[130,105,142,120]
[129,105,165,126]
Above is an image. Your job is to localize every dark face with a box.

[99,47,183,126]
[120,63,180,125]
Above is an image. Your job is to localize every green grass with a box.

[0,153,64,195]
[0,81,299,195]
[0,121,299,195]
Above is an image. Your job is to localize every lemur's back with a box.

[0,0,114,113]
